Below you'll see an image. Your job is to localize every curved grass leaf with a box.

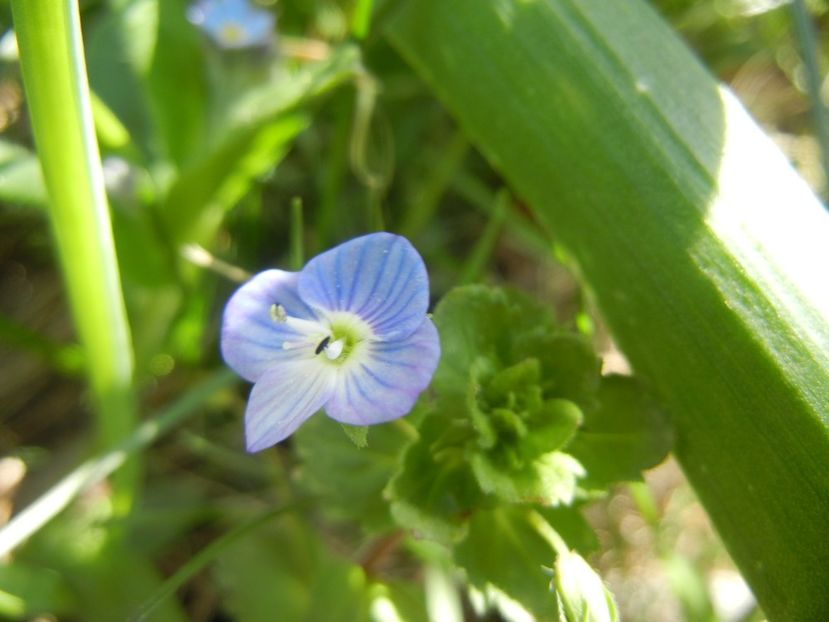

[387,1,829,618]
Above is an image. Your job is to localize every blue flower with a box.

[188,0,275,49]
[221,232,441,452]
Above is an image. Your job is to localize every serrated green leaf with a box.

[294,415,410,532]
[525,399,583,457]
[386,414,481,543]
[432,286,556,397]
[454,507,560,621]
[567,375,672,490]
[516,333,601,410]
[471,451,585,507]
[434,286,600,411]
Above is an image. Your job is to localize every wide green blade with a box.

[386,1,829,619]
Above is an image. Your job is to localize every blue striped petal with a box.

[245,360,337,452]
[324,318,440,425]
[221,269,320,383]
[298,233,430,342]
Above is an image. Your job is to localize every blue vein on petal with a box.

[346,239,369,310]
[365,271,421,333]
[370,354,422,370]
[312,259,336,309]
[253,369,325,446]
[359,254,414,324]
[359,363,398,390]
[354,241,406,319]
[351,372,387,417]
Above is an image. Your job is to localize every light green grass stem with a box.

[11,0,139,513]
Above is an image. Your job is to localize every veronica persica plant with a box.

[222,232,440,451]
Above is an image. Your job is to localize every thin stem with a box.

[458,189,509,284]
[128,504,296,622]
[290,196,305,270]
[11,0,139,513]
[0,370,236,558]
[351,0,375,40]
[790,0,829,200]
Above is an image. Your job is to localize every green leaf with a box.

[0,561,72,618]
[146,0,207,167]
[538,507,599,556]
[294,414,410,532]
[85,0,157,160]
[213,515,369,622]
[471,451,585,507]
[387,2,829,617]
[386,413,481,543]
[567,376,672,490]
[0,140,48,206]
[433,286,600,410]
[432,286,556,397]
[159,45,361,245]
[553,549,619,622]
[453,507,560,620]
[17,502,187,622]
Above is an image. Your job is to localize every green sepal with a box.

[340,424,369,448]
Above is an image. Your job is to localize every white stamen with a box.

[282,340,304,351]
[324,339,345,360]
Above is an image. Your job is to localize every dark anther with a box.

[315,336,331,355]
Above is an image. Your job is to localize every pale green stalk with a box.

[11,0,138,513]
[290,196,305,270]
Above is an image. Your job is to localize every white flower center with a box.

[270,303,373,364]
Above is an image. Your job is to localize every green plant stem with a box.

[0,369,236,558]
[11,0,139,515]
[351,0,375,39]
[458,189,508,284]
[290,196,304,270]
[129,504,296,622]
[400,131,468,237]
[790,0,829,200]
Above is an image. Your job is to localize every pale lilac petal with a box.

[221,269,320,383]
[245,360,336,452]
[324,318,440,425]
[298,233,429,342]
